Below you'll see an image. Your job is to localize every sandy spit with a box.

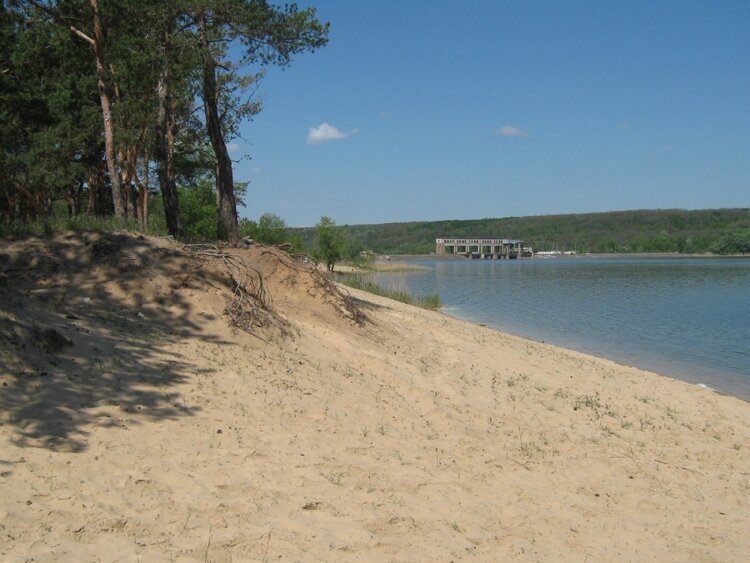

[1,232,748,562]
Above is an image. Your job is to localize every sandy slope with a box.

[1,232,748,562]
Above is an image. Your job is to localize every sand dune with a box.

[1,232,748,561]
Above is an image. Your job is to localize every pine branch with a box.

[24,0,95,46]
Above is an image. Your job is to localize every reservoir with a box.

[374,257,750,400]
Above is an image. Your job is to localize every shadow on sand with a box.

[0,231,231,453]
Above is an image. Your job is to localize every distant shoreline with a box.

[381,252,749,260]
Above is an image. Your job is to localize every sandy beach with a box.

[1,232,749,561]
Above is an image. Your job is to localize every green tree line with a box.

[1,0,328,244]
[290,208,750,256]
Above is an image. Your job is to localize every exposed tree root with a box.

[260,248,367,326]
[185,244,282,338]
[184,243,367,339]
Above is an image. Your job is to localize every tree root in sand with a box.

[184,244,366,342]
[185,244,285,340]
[260,249,368,326]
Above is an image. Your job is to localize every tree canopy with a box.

[1,1,328,244]
[313,216,343,272]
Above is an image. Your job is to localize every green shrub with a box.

[179,180,217,241]
[712,231,750,255]
[255,213,288,245]
[418,293,441,309]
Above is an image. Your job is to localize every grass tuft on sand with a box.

[334,272,440,309]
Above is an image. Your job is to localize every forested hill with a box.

[293,208,750,255]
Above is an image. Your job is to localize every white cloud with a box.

[307,122,355,144]
[227,142,240,153]
[496,125,528,138]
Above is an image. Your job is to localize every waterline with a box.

[376,257,750,400]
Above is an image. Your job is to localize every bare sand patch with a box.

[1,232,748,561]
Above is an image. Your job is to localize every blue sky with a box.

[231,0,750,227]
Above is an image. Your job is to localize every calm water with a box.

[375,257,750,400]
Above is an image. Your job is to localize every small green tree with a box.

[287,233,302,253]
[313,216,343,272]
[238,218,257,239]
[255,212,287,245]
[179,179,217,240]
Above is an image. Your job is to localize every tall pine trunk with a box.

[134,151,149,230]
[154,28,182,238]
[68,180,83,217]
[89,0,125,217]
[86,167,98,215]
[197,12,240,246]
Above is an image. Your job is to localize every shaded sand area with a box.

[1,232,749,561]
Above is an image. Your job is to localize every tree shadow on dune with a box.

[0,231,232,453]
